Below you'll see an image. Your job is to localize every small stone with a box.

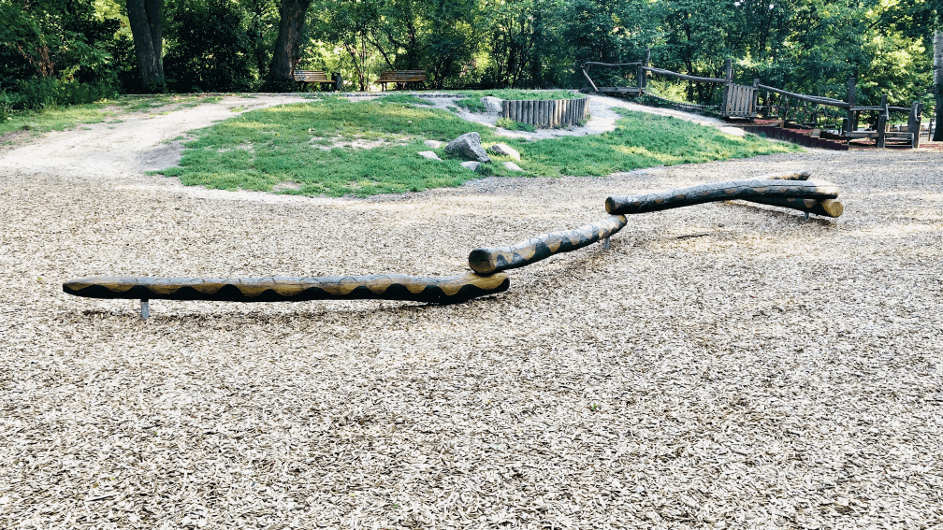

[503,162,523,171]
[461,161,481,171]
[424,140,443,149]
[489,143,521,160]
[418,151,442,161]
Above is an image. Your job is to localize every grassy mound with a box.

[154,96,801,197]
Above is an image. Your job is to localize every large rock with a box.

[481,96,503,114]
[445,132,490,163]
[461,161,481,171]
[488,143,521,161]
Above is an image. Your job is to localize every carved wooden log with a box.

[743,197,844,218]
[63,272,509,305]
[468,215,627,274]
[605,179,840,215]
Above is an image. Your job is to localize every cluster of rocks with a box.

[418,132,522,172]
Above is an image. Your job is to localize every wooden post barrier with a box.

[877,95,888,148]
[908,101,924,148]
[468,215,628,275]
[64,273,510,317]
[605,179,840,215]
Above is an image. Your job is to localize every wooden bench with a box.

[377,70,426,90]
[293,70,342,91]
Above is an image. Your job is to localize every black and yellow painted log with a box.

[468,214,627,275]
[63,172,843,318]
[64,273,509,317]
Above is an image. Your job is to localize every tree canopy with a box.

[0,0,938,117]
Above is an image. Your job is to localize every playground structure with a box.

[580,53,928,149]
[64,171,843,318]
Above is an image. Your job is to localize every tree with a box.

[268,0,314,89]
[126,0,165,91]
[936,28,942,140]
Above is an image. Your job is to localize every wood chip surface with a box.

[0,96,942,528]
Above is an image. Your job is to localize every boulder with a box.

[418,151,442,161]
[481,96,503,114]
[503,162,523,172]
[461,161,481,171]
[445,132,490,163]
[488,143,521,161]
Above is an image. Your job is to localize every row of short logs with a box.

[502,98,588,128]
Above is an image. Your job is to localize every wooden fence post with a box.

[846,77,857,133]
[876,94,888,148]
[908,100,923,148]
[636,49,650,94]
[752,78,760,117]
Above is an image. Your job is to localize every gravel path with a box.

[1,96,942,529]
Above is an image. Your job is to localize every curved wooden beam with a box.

[605,179,840,215]
[63,272,509,305]
[743,197,844,218]
[468,215,627,275]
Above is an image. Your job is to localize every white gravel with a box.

[0,95,942,529]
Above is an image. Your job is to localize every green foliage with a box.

[455,98,486,112]
[495,117,536,132]
[164,0,256,92]
[0,0,120,110]
[156,99,797,198]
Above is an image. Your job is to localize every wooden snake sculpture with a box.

[63,273,509,305]
[63,172,842,317]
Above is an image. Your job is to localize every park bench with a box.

[377,70,426,90]
[293,70,342,91]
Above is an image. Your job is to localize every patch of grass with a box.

[158,98,800,198]
[379,94,433,106]
[518,109,802,177]
[0,94,229,140]
[0,102,118,137]
[455,98,486,112]
[453,89,581,101]
[496,117,535,132]
[454,89,582,114]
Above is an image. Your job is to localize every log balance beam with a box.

[468,215,627,275]
[63,273,509,317]
[605,178,842,217]
[63,171,842,317]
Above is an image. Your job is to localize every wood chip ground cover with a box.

[0,95,941,529]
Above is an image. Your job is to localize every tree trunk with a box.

[933,28,942,141]
[268,0,314,90]
[126,0,164,91]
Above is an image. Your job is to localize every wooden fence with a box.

[580,54,926,148]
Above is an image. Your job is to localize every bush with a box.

[496,117,536,132]
[164,0,255,92]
